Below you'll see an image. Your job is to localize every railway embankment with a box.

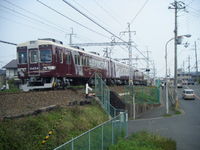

[0,88,85,118]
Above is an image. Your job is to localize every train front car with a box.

[17,39,58,91]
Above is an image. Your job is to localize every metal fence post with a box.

[89,131,90,150]
[71,138,74,150]
[112,120,114,144]
[102,125,104,150]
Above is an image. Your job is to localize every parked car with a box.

[182,89,195,100]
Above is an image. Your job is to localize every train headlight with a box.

[43,66,56,70]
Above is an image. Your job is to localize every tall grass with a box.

[0,104,108,150]
[109,131,176,150]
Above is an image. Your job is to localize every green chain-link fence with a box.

[54,112,128,150]
[54,73,128,150]
[95,73,122,117]
[124,85,160,104]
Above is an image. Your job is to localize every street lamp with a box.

[165,34,191,113]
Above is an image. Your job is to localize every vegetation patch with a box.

[0,103,108,150]
[109,131,176,150]
[163,114,173,117]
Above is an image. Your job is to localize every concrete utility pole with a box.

[183,61,185,72]
[194,41,198,81]
[169,0,185,109]
[188,55,191,73]
[145,48,151,84]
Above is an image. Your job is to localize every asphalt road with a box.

[128,85,200,150]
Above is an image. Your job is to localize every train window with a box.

[40,49,52,63]
[75,55,78,65]
[83,57,86,66]
[78,55,80,65]
[18,51,27,64]
[66,54,71,64]
[30,50,38,63]
[81,56,86,66]
[86,57,89,66]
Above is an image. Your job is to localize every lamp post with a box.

[165,34,191,113]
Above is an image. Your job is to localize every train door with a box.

[56,47,64,76]
[65,51,72,75]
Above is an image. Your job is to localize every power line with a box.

[2,0,67,33]
[65,0,151,63]
[71,0,112,30]
[0,4,67,34]
[62,0,127,43]
[0,40,17,46]
[0,15,62,36]
[36,0,110,40]
[93,0,123,26]
[130,0,150,25]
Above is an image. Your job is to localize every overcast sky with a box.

[0,0,199,77]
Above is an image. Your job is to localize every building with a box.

[3,59,18,79]
[0,69,6,87]
[177,68,200,84]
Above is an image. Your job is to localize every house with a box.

[3,59,18,79]
[0,69,6,87]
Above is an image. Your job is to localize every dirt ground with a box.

[0,86,125,118]
[0,89,85,117]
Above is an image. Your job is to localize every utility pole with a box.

[169,0,185,109]
[194,41,198,81]
[188,55,191,73]
[120,23,136,85]
[183,61,185,72]
[66,27,76,45]
[145,48,151,85]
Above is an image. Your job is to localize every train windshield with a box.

[18,51,27,64]
[40,49,52,62]
[30,50,38,63]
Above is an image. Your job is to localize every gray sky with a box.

[0,0,200,77]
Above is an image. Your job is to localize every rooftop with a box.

[3,59,17,69]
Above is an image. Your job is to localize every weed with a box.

[109,131,176,150]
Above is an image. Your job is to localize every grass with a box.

[175,110,181,115]
[123,86,160,104]
[0,103,108,150]
[109,131,176,150]
[0,88,21,93]
[163,114,173,117]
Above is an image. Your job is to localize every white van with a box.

[182,89,195,100]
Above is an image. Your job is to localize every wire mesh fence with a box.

[54,112,128,150]
[95,73,121,117]
[54,73,128,150]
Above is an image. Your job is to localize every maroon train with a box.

[17,38,146,91]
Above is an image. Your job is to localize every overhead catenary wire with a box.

[2,0,68,33]
[36,0,110,40]
[130,0,150,25]
[0,4,68,34]
[0,14,67,39]
[62,0,153,65]
[71,0,113,30]
[62,0,127,43]
[0,40,17,46]
[93,0,123,27]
